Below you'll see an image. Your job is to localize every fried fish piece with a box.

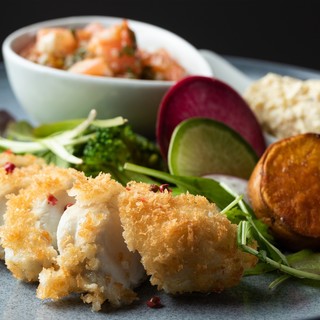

[119,182,255,294]
[0,152,46,259]
[37,173,145,311]
[248,133,320,250]
[0,166,81,281]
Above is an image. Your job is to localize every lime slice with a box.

[168,118,259,179]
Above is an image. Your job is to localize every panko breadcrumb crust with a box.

[0,152,46,204]
[119,182,256,294]
[0,152,46,168]
[37,173,145,312]
[0,166,82,281]
[0,153,47,259]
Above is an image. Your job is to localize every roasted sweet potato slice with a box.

[248,133,320,250]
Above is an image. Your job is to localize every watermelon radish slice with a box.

[156,75,266,159]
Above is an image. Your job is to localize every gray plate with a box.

[1,54,320,320]
[226,55,320,80]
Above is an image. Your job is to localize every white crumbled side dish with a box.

[243,73,320,139]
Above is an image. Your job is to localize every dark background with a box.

[1,0,320,71]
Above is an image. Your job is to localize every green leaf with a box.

[6,121,34,140]
[244,261,276,276]
[238,221,320,281]
[287,250,320,274]
[124,162,235,209]
[33,116,127,137]
[269,275,292,289]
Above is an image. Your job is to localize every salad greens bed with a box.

[0,110,320,288]
[0,110,165,185]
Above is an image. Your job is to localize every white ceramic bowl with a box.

[2,16,213,137]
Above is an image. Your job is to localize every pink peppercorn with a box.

[146,296,163,308]
[4,162,16,174]
[47,194,58,206]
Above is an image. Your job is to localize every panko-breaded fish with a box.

[37,173,145,312]
[0,166,82,282]
[119,182,256,294]
[0,152,46,259]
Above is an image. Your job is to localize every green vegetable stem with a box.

[0,109,165,185]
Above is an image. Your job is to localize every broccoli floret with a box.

[73,124,166,184]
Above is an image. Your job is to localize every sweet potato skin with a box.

[248,133,320,250]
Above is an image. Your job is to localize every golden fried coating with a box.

[0,151,45,167]
[0,152,46,205]
[0,166,82,281]
[119,182,254,294]
[0,152,46,259]
[37,173,145,311]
